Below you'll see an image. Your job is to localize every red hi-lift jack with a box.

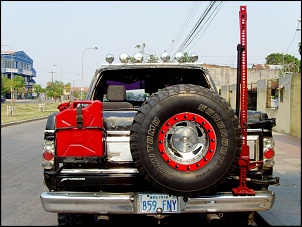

[232,6,257,196]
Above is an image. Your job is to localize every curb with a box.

[1,116,48,128]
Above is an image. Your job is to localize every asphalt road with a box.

[257,132,301,226]
[1,119,57,225]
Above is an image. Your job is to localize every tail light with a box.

[263,137,275,168]
[42,140,55,170]
[264,148,275,159]
[43,150,54,161]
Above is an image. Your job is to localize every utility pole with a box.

[81,47,98,100]
[298,18,301,55]
[48,71,56,83]
[53,64,63,82]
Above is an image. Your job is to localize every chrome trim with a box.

[247,128,271,133]
[247,135,260,160]
[41,190,275,214]
[106,136,129,141]
[106,136,133,162]
[107,131,130,136]
[61,168,139,174]
[45,129,55,133]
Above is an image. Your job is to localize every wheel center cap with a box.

[171,126,198,152]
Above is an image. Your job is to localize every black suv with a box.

[41,52,279,225]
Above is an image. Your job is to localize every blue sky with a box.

[1,1,301,87]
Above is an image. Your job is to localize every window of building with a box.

[279,87,284,102]
[2,59,6,68]
[266,79,279,108]
[248,83,257,110]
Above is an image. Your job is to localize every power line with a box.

[186,1,225,52]
[172,1,225,58]
[168,1,201,53]
[285,19,301,54]
[174,1,217,55]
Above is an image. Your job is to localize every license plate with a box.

[139,194,179,213]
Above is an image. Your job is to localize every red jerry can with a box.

[55,100,105,158]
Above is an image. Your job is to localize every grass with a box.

[1,101,63,124]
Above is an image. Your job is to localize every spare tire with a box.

[130,84,241,196]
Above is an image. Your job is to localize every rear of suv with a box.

[41,52,279,225]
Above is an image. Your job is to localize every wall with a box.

[214,65,301,138]
[205,64,280,88]
[256,78,287,133]
[256,74,301,137]
[290,73,301,137]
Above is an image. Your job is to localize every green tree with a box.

[33,84,45,93]
[72,88,81,100]
[1,75,10,95]
[13,75,26,98]
[64,82,71,94]
[33,84,46,101]
[1,75,26,100]
[63,82,72,100]
[135,43,146,53]
[183,52,190,62]
[45,80,64,102]
[265,53,300,73]
[147,54,159,63]
[129,43,159,63]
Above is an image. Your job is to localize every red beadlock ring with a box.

[158,112,216,172]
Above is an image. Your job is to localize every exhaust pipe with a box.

[206,213,221,226]
[96,215,109,223]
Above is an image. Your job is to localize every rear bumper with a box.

[41,190,275,214]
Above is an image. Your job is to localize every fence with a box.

[6,106,16,116]
[38,103,46,112]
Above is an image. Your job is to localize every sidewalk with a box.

[257,132,301,226]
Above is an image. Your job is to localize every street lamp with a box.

[53,64,63,82]
[1,44,14,104]
[81,47,98,100]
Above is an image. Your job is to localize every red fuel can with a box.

[55,100,105,158]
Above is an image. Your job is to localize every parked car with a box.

[1,96,6,103]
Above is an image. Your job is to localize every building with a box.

[203,64,301,138]
[1,50,36,99]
